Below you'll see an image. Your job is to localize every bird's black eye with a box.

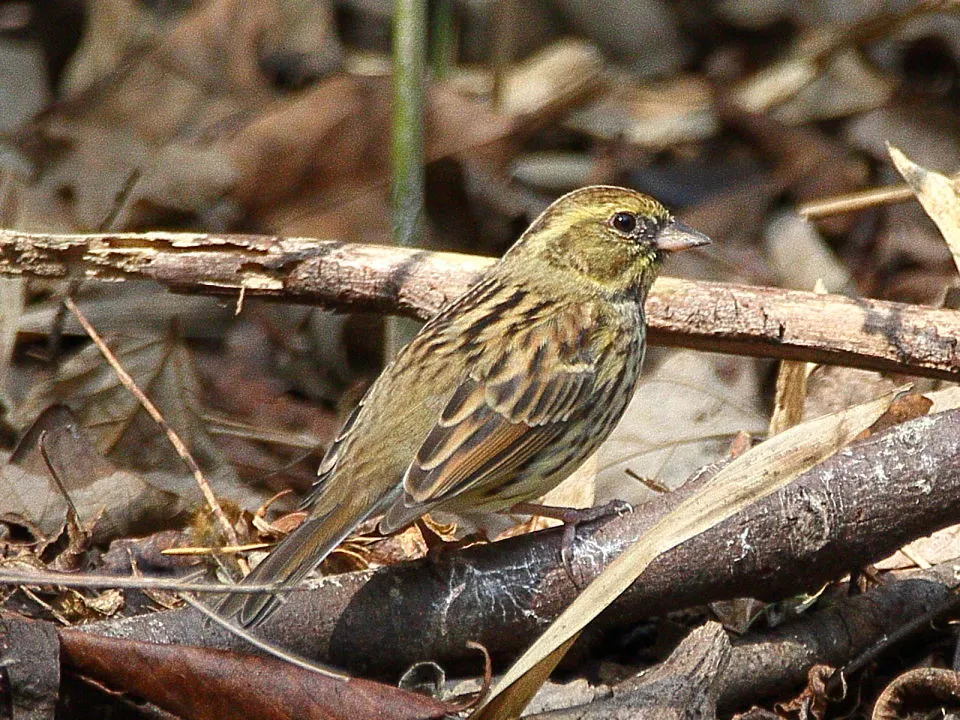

[611,211,637,235]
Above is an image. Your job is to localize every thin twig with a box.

[38,430,83,525]
[180,593,350,679]
[798,183,916,219]
[62,297,245,569]
[161,543,273,556]
[1,230,959,380]
[0,568,290,593]
[798,170,960,219]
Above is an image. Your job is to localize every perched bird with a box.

[219,185,710,626]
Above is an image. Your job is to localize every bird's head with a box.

[505,185,710,299]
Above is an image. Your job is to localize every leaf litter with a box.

[2,1,960,718]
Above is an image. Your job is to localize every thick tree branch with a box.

[82,406,960,681]
[1,228,958,380]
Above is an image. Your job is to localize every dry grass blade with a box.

[0,568,284,593]
[469,389,900,720]
[768,359,809,436]
[888,143,960,275]
[768,280,825,436]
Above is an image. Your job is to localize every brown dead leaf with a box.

[567,73,717,148]
[17,0,342,233]
[863,391,932,438]
[499,39,603,118]
[59,629,454,720]
[228,38,601,240]
[2,406,185,547]
[13,333,220,468]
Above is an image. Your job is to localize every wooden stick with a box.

[797,183,916,219]
[1,228,959,380]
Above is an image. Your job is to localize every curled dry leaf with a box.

[56,587,124,624]
[888,143,960,275]
[775,664,834,720]
[873,667,960,720]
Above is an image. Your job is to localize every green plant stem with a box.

[388,0,429,358]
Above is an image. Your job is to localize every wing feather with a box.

[389,303,601,522]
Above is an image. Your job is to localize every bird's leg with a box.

[506,500,633,585]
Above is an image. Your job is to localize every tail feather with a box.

[217,502,378,627]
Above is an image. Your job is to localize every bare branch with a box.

[79,406,960,681]
[1,228,958,380]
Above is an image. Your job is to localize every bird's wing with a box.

[392,303,600,520]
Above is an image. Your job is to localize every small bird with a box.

[219,185,710,626]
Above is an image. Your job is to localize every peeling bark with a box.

[1,229,959,379]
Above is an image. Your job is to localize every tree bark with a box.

[82,406,960,680]
[0,228,959,380]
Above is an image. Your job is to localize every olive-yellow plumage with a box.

[219,185,710,626]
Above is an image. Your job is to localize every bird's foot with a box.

[506,500,633,587]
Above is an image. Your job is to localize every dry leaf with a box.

[927,385,960,414]
[1,406,185,546]
[12,333,220,470]
[888,143,960,274]
[599,351,767,506]
[499,39,603,118]
[764,210,851,293]
[770,50,893,124]
[469,389,899,720]
[566,74,717,148]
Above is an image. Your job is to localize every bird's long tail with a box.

[217,500,381,627]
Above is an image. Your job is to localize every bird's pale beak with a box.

[654,220,712,253]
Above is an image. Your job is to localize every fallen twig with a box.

[65,298,244,563]
[79,406,960,683]
[1,229,958,380]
